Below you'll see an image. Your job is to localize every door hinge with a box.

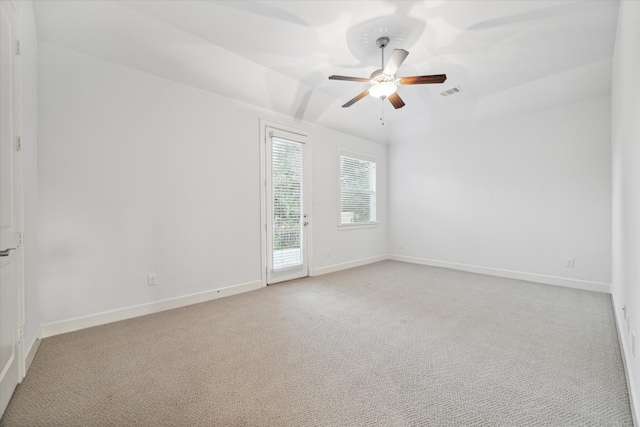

[16,40,21,56]
[17,326,24,343]
[18,232,23,247]
[17,136,22,151]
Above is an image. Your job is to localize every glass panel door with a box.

[265,129,308,284]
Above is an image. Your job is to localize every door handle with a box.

[303,221,309,226]
[0,248,17,257]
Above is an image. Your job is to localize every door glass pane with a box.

[272,138,303,270]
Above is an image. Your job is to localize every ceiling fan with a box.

[329,36,447,109]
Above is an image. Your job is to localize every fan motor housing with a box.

[370,69,396,84]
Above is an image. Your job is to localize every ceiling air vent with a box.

[440,86,463,97]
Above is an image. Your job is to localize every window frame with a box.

[338,150,378,230]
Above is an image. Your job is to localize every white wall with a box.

[310,126,388,274]
[612,0,640,419]
[37,41,387,328]
[389,96,611,288]
[20,0,41,361]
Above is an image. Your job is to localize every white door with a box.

[265,127,309,284]
[0,0,23,416]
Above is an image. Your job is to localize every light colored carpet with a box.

[0,261,633,426]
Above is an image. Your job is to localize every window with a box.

[340,152,376,226]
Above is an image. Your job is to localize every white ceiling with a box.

[32,0,619,144]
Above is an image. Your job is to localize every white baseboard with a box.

[24,336,41,374]
[390,255,611,294]
[40,280,264,339]
[612,295,639,427]
[310,254,389,277]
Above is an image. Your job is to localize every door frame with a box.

[259,119,312,285]
[0,0,25,416]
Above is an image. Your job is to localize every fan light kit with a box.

[329,36,447,110]
[369,81,397,99]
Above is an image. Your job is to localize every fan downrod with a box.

[375,37,390,70]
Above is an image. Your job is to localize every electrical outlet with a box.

[148,274,158,286]
[565,258,575,268]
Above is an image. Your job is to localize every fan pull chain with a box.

[380,41,385,125]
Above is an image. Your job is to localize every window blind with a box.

[340,155,376,225]
[272,138,303,269]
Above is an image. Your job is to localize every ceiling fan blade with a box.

[383,49,409,76]
[388,92,405,109]
[342,90,370,108]
[329,75,370,83]
[398,74,447,85]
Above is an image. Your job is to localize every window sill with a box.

[338,222,379,231]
